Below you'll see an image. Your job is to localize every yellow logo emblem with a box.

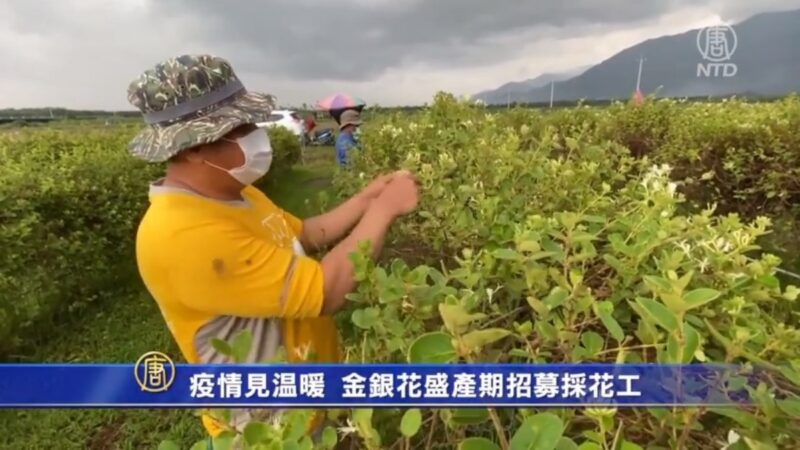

[134,351,176,393]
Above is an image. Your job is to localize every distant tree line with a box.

[0,108,140,119]
[2,93,790,123]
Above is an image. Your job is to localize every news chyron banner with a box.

[0,352,755,408]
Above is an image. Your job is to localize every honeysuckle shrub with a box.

[320,93,800,449]
[0,124,302,356]
[191,94,800,449]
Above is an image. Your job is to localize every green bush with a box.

[0,122,301,356]
[266,125,302,169]
[322,93,800,449]
[0,127,161,354]
[179,94,800,449]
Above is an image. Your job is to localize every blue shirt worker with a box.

[336,109,362,167]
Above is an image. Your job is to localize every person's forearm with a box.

[319,205,395,314]
[301,192,371,250]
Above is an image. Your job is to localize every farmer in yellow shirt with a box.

[126,55,419,443]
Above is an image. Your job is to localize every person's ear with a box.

[182,147,206,164]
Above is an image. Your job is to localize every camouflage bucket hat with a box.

[127,54,276,162]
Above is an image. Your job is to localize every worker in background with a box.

[336,109,361,167]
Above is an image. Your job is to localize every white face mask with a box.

[206,128,273,185]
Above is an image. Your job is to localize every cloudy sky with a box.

[2,0,799,110]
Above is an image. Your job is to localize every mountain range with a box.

[473,66,590,105]
[474,9,800,104]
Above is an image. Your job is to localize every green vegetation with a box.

[3,94,800,449]
[0,125,303,356]
[0,128,335,448]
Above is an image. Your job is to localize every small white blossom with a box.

[675,240,692,257]
[337,419,358,436]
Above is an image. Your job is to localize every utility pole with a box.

[636,56,645,92]
[549,81,555,108]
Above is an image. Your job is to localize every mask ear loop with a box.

[202,137,245,173]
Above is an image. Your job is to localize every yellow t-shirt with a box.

[135,180,341,436]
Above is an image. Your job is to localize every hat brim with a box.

[339,120,362,130]
[128,92,276,162]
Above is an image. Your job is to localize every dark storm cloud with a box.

[5,0,799,84]
[156,0,684,81]
[3,0,799,108]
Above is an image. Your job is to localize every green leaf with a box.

[536,321,559,342]
[493,248,522,261]
[709,407,758,428]
[190,441,208,450]
[643,275,672,293]
[682,323,700,363]
[634,297,678,332]
[460,328,511,352]
[595,301,624,341]
[448,408,490,426]
[439,303,486,334]
[231,330,253,363]
[544,287,569,310]
[158,441,181,450]
[683,288,721,310]
[212,434,235,450]
[620,441,644,450]
[576,444,602,450]
[665,332,681,363]
[602,254,627,275]
[352,307,380,330]
[779,366,800,385]
[321,426,338,449]
[298,436,313,450]
[352,408,373,425]
[400,408,422,437]
[283,441,300,450]
[210,338,234,359]
[554,437,579,450]
[284,412,308,442]
[580,331,604,355]
[408,332,457,363]
[518,240,541,253]
[459,437,501,450]
[758,274,780,289]
[742,436,778,450]
[244,421,272,445]
[777,396,800,417]
[783,285,800,301]
[509,413,564,450]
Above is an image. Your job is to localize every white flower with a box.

[731,230,752,248]
[337,419,358,436]
[721,429,741,450]
[667,182,677,196]
[379,124,403,138]
[676,240,692,257]
[640,164,675,194]
[714,237,734,253]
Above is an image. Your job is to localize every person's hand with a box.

[360,170,417,200]
[373,174,420,219]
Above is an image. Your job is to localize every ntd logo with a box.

[696,24,738,78]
